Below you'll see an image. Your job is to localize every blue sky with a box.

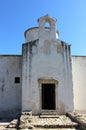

[0,0,86,55]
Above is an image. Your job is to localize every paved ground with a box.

[0,127,77,130]
[32,115,78,128]
[1,112,86,130]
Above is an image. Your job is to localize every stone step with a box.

[35,128,78,130]
[41,110,58,115]
[34,122,78,128]
[40,114,59,118]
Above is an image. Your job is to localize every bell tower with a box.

[38,14,59,40]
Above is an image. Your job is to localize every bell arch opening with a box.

[45,22,51,28]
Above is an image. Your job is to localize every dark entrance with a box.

[42,84,55,110]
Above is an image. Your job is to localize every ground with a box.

[0,112,86,130]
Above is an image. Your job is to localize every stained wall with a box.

[0,56,22,117]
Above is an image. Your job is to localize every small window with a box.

[14,77,20,83]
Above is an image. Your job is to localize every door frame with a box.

[38,78,58,112]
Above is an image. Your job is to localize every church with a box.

[0,15,86,117]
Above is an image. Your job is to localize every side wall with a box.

[0,55,22,117]
[72,56,86,112]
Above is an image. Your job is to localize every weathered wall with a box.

[0,15,86,116]
[0,55,22,117]
[72,56,86,112]
[22,15,74,114]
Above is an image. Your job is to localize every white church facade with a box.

[0,15,86,117]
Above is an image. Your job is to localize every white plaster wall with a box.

[25,27,58,43]
[25,28,39,42]
[72,56,86,112]
[0,56,22,117]
[22,39,74,114]
[22,15,74,114]
[30,40,73,114]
